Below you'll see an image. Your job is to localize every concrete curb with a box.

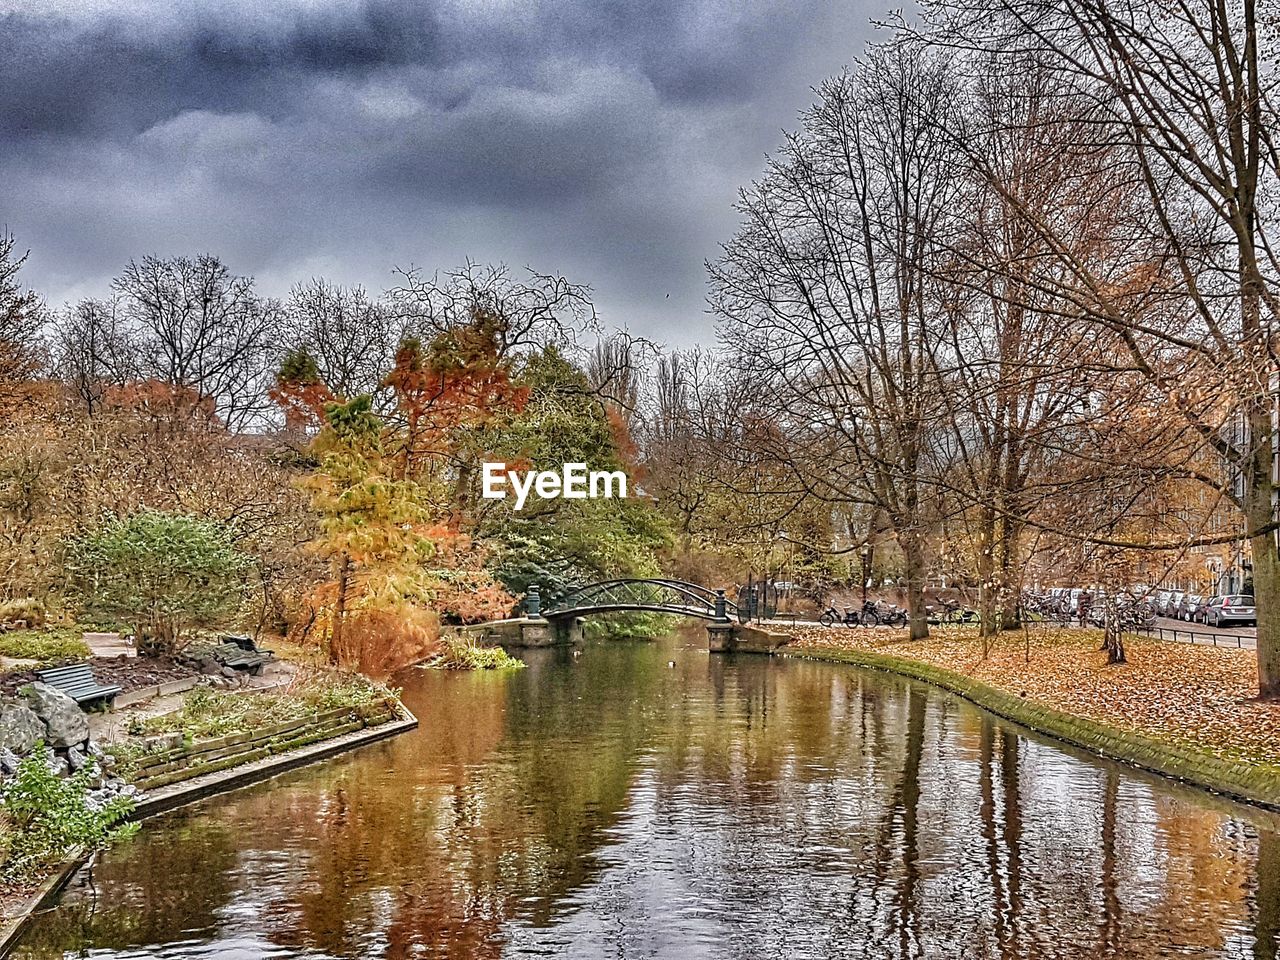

[130,706,418,820]
[774,642,1280,811]
[0,847,87,958]
[114,676,200,708]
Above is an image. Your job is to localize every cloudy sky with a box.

[2,0,878,344]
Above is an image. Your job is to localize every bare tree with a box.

[0,232,47,412]
[585,331,656,437]
[712,42,962,638]
[925,51,1120,635]
[113,254,282,431]
[639,349,741,555]
[52,297,138,415]
[387,261,597,360]
[283,278,398,405]
[918,0,1280,691]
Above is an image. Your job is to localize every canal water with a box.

[12,632,1280,959]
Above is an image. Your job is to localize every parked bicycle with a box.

[874,601,908,627]
[819,600,881,627]
[928,598,980,625]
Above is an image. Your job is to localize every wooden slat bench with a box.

[208,642,269,676]
[221,634,275,659]
[35,662,122,709]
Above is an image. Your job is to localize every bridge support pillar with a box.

[707,621,735,652]
[447,616,575,650]
[708,622,791,654]
[518,618,555,646]
[551,617,585,645]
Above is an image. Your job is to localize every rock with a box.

[221,666,238,679]
[66,746,88,771]
[87,740,105,759]
[85,787,115,811]
[200,658,222,676]
[45,754,69,778]
[22,683,90,749]
[101,752,118,769]
[0,747,20,775]
[0,700,44,755]
[86,777,133,809]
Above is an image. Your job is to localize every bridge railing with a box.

[526,579,736,622]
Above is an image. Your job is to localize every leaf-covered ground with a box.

[786,625,1280,766]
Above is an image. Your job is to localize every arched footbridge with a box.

[525,578,736,622]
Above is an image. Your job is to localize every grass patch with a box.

[0,627,91,666]
[133,671,398,743]
[785,623,1280,797]
[103,737,173,781]
[426,636,525,671]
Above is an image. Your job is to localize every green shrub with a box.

[65,510,253,656]
[0,628,91,666]
[0,598,46,628]
[0,746,138,885]
[426,635,525,671]
[304,673,400,712]
[584,611,680,640]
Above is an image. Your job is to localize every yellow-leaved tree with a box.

[303,394,441,674]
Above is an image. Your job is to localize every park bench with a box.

[221,633,275,658]
[208,641,270,676]
[35,662,122,710]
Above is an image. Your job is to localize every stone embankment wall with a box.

[127,699,401,792]
[443,617,584,648]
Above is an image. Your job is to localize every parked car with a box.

[1205,594,1256,628]
[1177,594,1202,621]
[1065,587,1083,616]
[1162,591,1185,618]
[1153,590,1174,616]
[1192,596,1216,623]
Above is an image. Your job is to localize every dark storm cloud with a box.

[0,0,877,342]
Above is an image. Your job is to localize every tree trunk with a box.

[1246,393,1280,697]
[1252,522,1280,698]
[331,552,352,666]
[902,533,930,640]
[1102,591,1126,665]
[998,519,1022,631]
[977,506,999,642]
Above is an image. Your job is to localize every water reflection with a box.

[13,633,1280,959]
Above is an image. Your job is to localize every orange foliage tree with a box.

[299,395,440,671]
[285,340,516,674]
[382,310,529,507]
